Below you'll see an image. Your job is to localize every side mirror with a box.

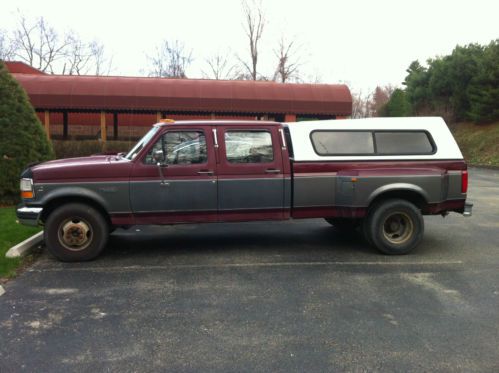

[153,150,165,165]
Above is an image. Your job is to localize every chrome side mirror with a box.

[153,150,165,165]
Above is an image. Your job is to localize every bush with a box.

[0,61,54,204]
[52,140,134,159]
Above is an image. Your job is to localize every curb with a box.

[5,231,44,258]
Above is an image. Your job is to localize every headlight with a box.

[20,178,34,199]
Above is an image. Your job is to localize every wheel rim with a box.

[382,212,414,245]
[57,217,93,251]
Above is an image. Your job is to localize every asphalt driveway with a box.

[1,167,498,372]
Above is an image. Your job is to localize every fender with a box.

[36,185,117,213]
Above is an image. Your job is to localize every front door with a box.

[130,127,217,224]
[216,125,286,221]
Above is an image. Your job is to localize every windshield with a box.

[125,127,160,160]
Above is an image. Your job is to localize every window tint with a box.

[145,131,207,165]
[375,132,434,154]
[224,131,274,163]
[310,131,374,155]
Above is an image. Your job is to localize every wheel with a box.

[365,199,424,255]
[324,218,360,232]
[44,203,109,261]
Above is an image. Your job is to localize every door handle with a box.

[197,170,214,175]
[265,168,281,174]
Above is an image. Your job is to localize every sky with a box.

[1,0,498,93]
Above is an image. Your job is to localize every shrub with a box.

[0,61,54,204]
[52,140,134,159]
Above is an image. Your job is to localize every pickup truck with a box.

[17,117,472,261]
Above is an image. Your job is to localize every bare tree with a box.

[273,36,301,83]
[351,90,374,119]
[90,41,113,76]
[202,53,236,80]
[62,36,112,76]
[238,0,265,80]
[12,15,70,73]
[371,85,395,116]
[148,40,192,78]
[0,29,15,60]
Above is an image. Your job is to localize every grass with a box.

[0,207,41,279]
[450,122,499,167]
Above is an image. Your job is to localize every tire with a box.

[324,218,360,232]
[44,203,109,262]
[365,199,424,255]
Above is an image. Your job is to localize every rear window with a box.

[374,131,435,155]
[310,130,436,156]
[310,131,374,155]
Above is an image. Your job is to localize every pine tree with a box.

[0,60,54,204]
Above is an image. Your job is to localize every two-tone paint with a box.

[17,118,470,228]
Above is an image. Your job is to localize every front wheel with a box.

[365,199,424,255]
[44,203,109,261]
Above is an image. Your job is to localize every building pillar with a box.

[284,114,297,122]
[211,113,216,119]
[156,112,162,123]
[63,111,68,139]
[44,110,51,139]
[113,112,118,140]
[100,111,107,143]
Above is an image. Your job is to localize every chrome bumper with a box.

[16,206,43,226]
[463,202,473,217]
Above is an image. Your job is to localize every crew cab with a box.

[17,117,472,261]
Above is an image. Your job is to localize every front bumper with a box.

[463,202,473,217]
[16,205,43,226]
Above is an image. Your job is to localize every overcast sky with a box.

[1,0,498,93]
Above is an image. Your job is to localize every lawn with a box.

[0,207,41,278]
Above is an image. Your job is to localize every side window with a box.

[224,131,274,163]
[145,131,207,165]
[310,131,374,155]
[374,132,435,155]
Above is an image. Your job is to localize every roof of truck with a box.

[285,117,464,161]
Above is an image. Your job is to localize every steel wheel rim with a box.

[57,217,93,251]
[382,212,414,245]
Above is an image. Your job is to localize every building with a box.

[5,61,352,141]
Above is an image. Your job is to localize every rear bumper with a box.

[16,205,43,226]
[463,202,473,217]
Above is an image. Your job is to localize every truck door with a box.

[216,125,286,221]
[130,126,217,224]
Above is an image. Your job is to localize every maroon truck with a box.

[17,117,472,261]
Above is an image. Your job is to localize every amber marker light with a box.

[351,177,358,182]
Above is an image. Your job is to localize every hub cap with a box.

[58,218,92,251]
[382,212,414,245]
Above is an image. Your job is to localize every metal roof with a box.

[7,62,352,116]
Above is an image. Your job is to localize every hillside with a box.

[450,122,499,167]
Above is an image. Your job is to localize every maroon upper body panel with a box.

[32,155,133,183]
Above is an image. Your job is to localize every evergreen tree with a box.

[379,89,411,117]
[468,40,499,123]
[0,60,54,204]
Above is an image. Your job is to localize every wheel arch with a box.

[40,195,111,227]
[367,184,429,211]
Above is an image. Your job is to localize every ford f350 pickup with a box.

[17,117,472,261]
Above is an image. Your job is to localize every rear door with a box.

[216,124,286,221]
